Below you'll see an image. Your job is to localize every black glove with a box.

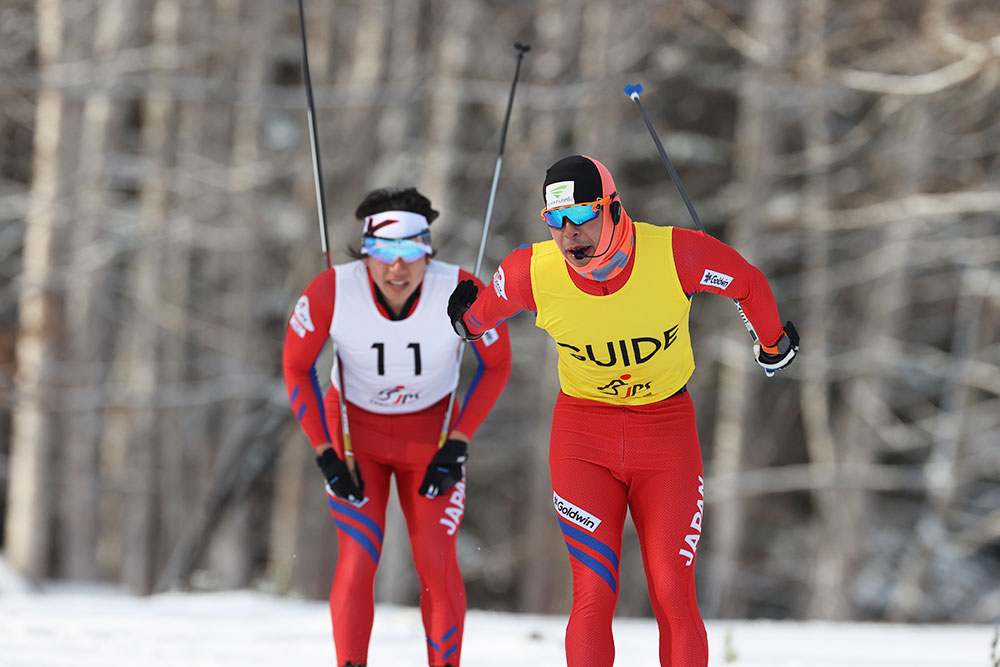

[418,439,468,499]
[448,280,481,341]
[755,320,800,376]
[316,448,364,503]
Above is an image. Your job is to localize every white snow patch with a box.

[0,584,993,666]
[0,555,31,594]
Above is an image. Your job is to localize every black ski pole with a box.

[298,0,359,487]
[623,83,760,344]
[298,0,331,270]
[431,43,530,493]
[471,42,531,277]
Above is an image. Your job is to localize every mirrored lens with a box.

[362,236,432,264]
[542,202,601,229]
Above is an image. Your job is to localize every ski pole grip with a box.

[623,83,643,99]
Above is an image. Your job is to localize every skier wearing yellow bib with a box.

[448,155,799,667]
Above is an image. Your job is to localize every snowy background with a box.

[1,577,995,667]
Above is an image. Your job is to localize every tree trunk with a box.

[797,0,849,621]
[59,0,138,584]
[268,0,340,601]
[887,261,984,620]
[120,0,181,594]
[419,0,477,246]
[840,97,930,622]
[202,0,270,591]
[511,0,588,614]
[370,0,423,184]
[704,0,788,619]
[5,0,82,582]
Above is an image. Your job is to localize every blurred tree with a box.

[7,0,82,583]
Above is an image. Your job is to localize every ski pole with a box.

[623,83,760,344]
[437,42,530,452]
[298,0,359,486]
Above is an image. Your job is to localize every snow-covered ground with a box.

[0,584,994,666]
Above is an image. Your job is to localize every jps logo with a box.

[372,385,420,406]
[597,373,652,399]
[439,480,466,535]
[558,325,679,368]
[699,269,733,290]
[678,476,705,566]
[553,491,602,532]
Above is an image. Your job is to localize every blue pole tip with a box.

[623,83,643,98]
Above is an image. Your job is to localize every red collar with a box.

[565,246,636,296]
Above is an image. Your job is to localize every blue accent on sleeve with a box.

[296,404,306,420]
[290,386,299,404]
[516,243,531,250]
[309,351,332,443]
[442,644,457,661]
[441,625,458,642]
[456,339,487,426]
[564,541,617,593]
[468,312,482,328]
[558,519,619,571]
[333,519,380,564]
[328,498,385,544]
[426,636,440,651]
[482,310,523,332]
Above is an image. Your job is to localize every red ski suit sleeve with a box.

[282,269,337,451]
[461,227,785,347]
[451,269,512,438]
[282,267,511,454]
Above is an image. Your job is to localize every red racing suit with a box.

[283,260,511,667]
[458,224,784,667]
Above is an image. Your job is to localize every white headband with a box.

[363,210,430,239]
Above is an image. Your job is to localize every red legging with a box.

[325,395,466,667]
[549,390,709,667]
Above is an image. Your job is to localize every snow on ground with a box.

[0,585,995,666]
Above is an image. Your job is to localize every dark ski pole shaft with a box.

[623,83,759,344]
[472,42,530,277]
[298,0,331,270]
[298,0,358,486]
[434,43,530,466]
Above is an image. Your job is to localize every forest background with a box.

[2,0,999,624]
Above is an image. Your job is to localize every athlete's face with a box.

[549,210,605,267]
[365,255,428,312]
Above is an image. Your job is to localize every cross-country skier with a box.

[283,187,511,667]
[448,155,798,666]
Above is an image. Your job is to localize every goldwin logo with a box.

[699,269,734,290]
[552,491,602,532]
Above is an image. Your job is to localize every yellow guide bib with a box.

[531,223,695,405]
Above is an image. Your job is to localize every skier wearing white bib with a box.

[283,187,512,667]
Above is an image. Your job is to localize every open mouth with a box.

[387,279,408,288]
[566,244,591,258]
